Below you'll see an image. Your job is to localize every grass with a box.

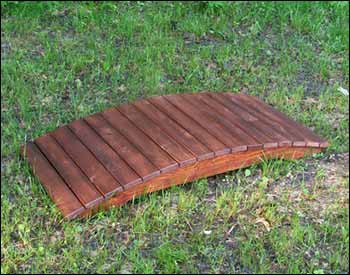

[1,1,349,274]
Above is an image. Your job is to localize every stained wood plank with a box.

[85,114,160,181]
[118,103,196,167]
[68,119,142,189]
[242,93,329,147]
[35,134,103,208]
[218,93,307,146]
[183,93,266,149]
[101,108,178,173]
[22,92,328,220]
[165,94,248,152]
[205,93,292,147]
[84,146,321,219]
[234,94,328,147]
[23,142,85,219]
[197,93,271,148]
[52,126,123,198]
[134,99,214,160]
[148,96,229,156]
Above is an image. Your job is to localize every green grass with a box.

[1,1,349,274]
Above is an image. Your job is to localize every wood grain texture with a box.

[52,126,123,198]
[81,146,321,219]
[148,95,229,156]
[102,107,178,173]
[165,94,249,152]
[85,114,160,182]
[118,103,196,167]
[232,93,328,147]
[35,134,104,208]
[206,93,292,147]
[21,92,328,220]
[133,99,214,161]
[22,142,85,219]
[68,119,142,189]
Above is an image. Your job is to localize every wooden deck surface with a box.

[21,92,328,219]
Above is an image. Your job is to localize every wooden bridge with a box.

[22,92,328,219]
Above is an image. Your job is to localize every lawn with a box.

[1,1,349,274]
